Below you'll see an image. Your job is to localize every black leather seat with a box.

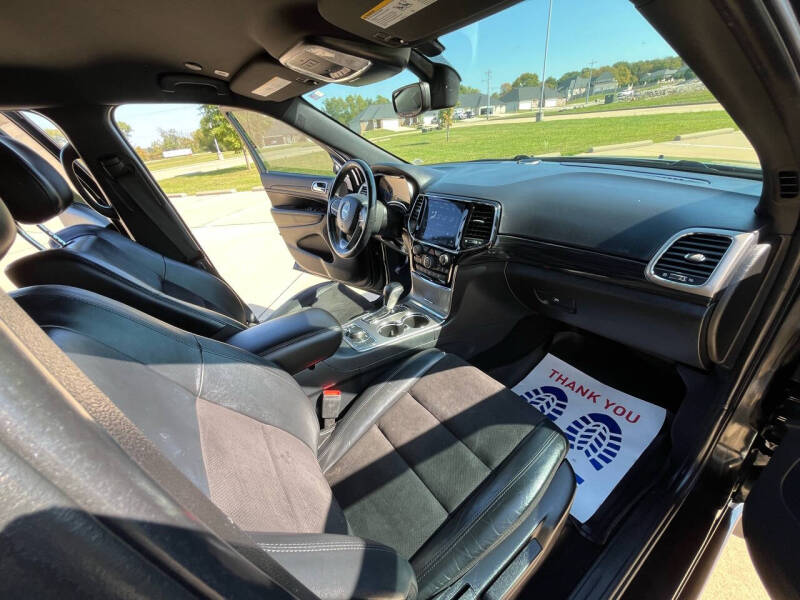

[0,144,575,597]
[10,281,574,598]
[0,136,377,338]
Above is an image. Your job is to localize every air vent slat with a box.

[652,232,732,286]
[779,171,799,199]
[408,196,425,230]
[461,204,496,249]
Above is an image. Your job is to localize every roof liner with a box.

[0,0,522,108]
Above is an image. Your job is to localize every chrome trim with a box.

[16,224,46,251]
[645,228,758,298]
[407,193,501,254]
[341,302,443,352]
[311,180,328,194]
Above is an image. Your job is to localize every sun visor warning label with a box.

[513,354,666,522]
[361,0,437,29]
[251,77,291,98]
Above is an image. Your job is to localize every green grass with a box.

[560,89,715,114]
[157,151,335,194]
[377,110,736,163]
[158,110,737,193]
[144,150,239,171]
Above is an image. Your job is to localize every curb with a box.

[195,189,238,196]
[674,127,734,141]
[166,193,187,198]
[588,140,653,153]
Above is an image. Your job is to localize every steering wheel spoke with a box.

[326,160,378,259]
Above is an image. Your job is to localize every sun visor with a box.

[230,56,320,102]
[318,0,521,47]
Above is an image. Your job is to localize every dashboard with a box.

[372,159,767,370]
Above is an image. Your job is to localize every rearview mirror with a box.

[392,82,431,118]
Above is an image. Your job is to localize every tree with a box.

[459,84,480,95]
[544,77,557,89]
[375,94,390,104]
[117,121,133,142]
[438,107,454,141]
[612,62,635,87]
[500,82,513,95]
[322,94,373,125]
[195,105,243,154]
[156,128,194,151]
[511,72,539,88]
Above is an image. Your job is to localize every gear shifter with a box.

[382,282,404,311]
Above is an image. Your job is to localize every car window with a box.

[306,1,759,173]
[228,109,335,176]
[112,104,333,315]
[20,111,68,148]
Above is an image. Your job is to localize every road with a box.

[582,130,758,165]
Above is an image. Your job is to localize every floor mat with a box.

[512,353,667,523]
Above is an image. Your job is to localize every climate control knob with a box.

[422,255,434,269]
[438,253,451,266]
[412,244,424,255]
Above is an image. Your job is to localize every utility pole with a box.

[537,0,554,122]
[483,69,492,119]
[585,60,597,105]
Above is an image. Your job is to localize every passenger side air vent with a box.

[462,204,496,249]
[408,196,425,231]
[779,171,799,198]
[652,232,733,286]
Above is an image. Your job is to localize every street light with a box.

[537,0,553,122]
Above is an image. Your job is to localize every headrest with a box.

[0,200,17,260]
[0,136,72,224]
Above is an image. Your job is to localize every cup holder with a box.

[402,314,430,329]
[378,323,406,338]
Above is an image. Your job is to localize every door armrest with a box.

[225,308,342,374]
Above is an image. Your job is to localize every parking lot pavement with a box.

[583,130,758,165]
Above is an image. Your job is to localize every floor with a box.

[0,190,770,599]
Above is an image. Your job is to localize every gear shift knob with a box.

[382,282,404,310]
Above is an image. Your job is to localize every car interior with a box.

[1,0,800,599]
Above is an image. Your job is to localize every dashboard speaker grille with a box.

[653,233,732,285]
[462,204,496,249]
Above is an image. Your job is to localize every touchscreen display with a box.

[418,197,468,249]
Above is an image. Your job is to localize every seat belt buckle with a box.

[321,389,342,429]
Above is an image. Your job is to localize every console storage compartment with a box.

[225,308,342,374]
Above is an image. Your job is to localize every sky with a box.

[117,0,676,147]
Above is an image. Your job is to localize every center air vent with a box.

[462,204,497,249]
[408,196,426,231]
[652,232,733,286]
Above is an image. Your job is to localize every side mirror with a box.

[392,82,431,117]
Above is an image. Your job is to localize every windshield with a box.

[305,0,759,172]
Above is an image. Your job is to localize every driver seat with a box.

[0,136,377,337]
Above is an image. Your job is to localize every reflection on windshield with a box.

[305,1,758,173]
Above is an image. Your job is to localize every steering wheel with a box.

[59,144,118,219]
[327,159,378,258]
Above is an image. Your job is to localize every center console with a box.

[341,193,500,352]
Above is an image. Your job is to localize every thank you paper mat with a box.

[512,354,666,522]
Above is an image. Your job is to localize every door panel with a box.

[227,109,384,291]
[265,172,378,286]
[742,424,800,600]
